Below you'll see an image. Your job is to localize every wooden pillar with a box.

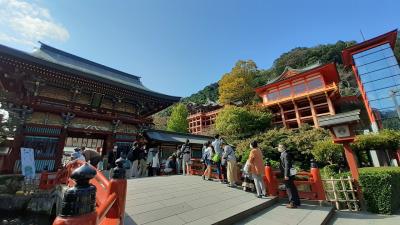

[6,128,24,173]
[343,142,359,181]
[308,97,319,128]
[326,93,335,115]
[104,134,114,156]
[293,101,301,128]
[54,128,67,170]
[278,104,287,128]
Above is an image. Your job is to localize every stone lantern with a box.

[318,110,361,181]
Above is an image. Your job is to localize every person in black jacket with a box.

[279,143,301,208]
[127,142,140,178]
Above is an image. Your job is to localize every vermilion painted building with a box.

[187,102,221,135]
[255,63,341,129]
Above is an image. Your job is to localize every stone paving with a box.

[328,210,400,225]
[123,175,277,225]
[236,202,334,225]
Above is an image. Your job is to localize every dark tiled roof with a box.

[318,110,360,127]
[144,129,212,145]
[0,42,180,102]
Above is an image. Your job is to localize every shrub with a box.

[351,130,400,152]
[321,164,340,179]
[358,167,400,214]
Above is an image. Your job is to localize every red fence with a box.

[51,160,127,225]
[264,164,325,201]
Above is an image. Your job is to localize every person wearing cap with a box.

[70,152,80,161]
[74,148,86,161]
[247,140,266,198]
[180,139,192,176]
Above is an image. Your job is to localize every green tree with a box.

[166,103,189,133]
[215,105,271,141]
[218,60,258,105]
[311,139,343,165]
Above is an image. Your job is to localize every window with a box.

[307,77,323,90]
[267,91,279,101]
[90,93,104,108]
[279,87,291,98]
[293,82,306,95]
[353,43,400,130]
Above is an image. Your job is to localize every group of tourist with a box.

[200,134,301,209]
[70,135,301,209]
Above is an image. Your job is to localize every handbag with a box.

[289,167,297,176]
[243,161,250,173]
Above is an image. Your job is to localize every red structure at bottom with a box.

[264,164,326,201]
[52,160,127,225]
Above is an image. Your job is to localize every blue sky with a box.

[0,0,399,98]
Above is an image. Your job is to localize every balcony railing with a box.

[263,83,338,107]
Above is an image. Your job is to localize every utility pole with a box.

[390,89,400,119]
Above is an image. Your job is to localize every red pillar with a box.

[396,149,400,166]
[6,129,24,173]
[55,128,67,170]
[310,166,326,200]
[343,142,359,181]
[106,178,127,224]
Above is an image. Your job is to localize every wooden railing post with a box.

[53,163,98,225]
[310,160,326,201]
[106,157,127,225]
[264,161,278,196]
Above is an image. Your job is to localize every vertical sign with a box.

[20,148,36,178]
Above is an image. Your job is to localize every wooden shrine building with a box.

[0,42,180,173]
[187,101,221,135]
[255,63,341,128]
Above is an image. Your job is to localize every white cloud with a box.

[0,0,69,47]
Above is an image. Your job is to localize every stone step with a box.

[235,201,335,225]
[124,175,279,225]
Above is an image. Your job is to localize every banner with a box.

[20,148,36,178]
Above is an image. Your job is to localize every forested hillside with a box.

[185,41,358,105]
[153,36,400,128]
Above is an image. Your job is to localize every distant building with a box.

[342,29,400,131]
[0,43,179,173]
[255,63,341,129]
[187,100,222,135]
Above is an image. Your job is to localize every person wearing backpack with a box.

[202,141,214,181]
[222,141,237,187]
[212,134,226,183]
[127,142,140,178]
[181,139,192,176]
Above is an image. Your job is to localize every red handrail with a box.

[53,160,127,225]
